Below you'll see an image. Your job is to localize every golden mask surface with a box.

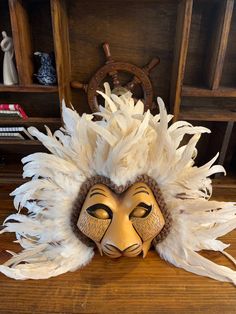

[77,182,165,258]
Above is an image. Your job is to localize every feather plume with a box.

[1,83,235,282]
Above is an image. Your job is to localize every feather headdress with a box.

[1,83,236,283]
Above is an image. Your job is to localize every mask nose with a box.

[101,217,142,258]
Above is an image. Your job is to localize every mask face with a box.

[77,182,165,258]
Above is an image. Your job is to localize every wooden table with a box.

[0,184,235,314]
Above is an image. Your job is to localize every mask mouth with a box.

[102,243,142,258]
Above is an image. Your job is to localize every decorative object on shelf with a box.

[0,84,236,283]
[71,43,160,112]
[0,132,24,140]
[0,127,34,140]
[34,52,57,85]
[0,104,28,120]
[0,110,22,119]
[0,31,18,85]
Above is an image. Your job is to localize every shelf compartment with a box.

[67,0,179,114]
[182,85,236,97]
[0,1,12,84]
[0,93,60,118]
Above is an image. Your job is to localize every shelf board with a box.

[179,105,236,121]
[0,117,61,126]
[182,86,236,98]
[0,84,58,93]
[213,174,236,189]
[0,140,41,146]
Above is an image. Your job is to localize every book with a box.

[0,132,25,140]
[0,110,23,118]
[0,104,28,120]
[0,127,34,140]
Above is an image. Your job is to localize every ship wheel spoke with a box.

[125,75,141,91]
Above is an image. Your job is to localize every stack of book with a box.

[0,104,28,120]
[0,127,34,140]
[0,104,32,140]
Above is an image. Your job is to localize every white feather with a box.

[1,84,235,283]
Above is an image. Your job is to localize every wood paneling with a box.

[68,0,177,114]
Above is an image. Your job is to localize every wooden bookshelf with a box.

[0,0,235,186]
[171,0,236,182]
[0,0,61,182]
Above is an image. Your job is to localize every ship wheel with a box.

[71,43,160,113]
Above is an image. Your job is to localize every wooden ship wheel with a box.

[71,43,160,113]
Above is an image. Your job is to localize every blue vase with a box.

[34,52,57,85]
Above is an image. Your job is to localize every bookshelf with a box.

[0,0,62,183]
[170,0,236,182]
[0,0,235,185]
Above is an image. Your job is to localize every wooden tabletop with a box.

[0,184,235,314]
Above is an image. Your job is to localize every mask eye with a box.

[86,204,112,219]
[130,203,152,219]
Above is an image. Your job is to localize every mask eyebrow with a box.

[133,190,149,196]
[90,187,105,192]
[90,191,107,198]
[135,185,148,190]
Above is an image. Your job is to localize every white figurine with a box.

[0,31,18,85]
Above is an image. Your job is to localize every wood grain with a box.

[179,105,236,122]
[0,84,58,93]
[221,2,236,87]
[0,117,61,126]
[0,184,235,313]
[217,121,234,170]
[68,0,177,114]
[182,85,236,97]
[51,0,72,107]
[8,0,34,85]
[170,0,193,122]
[206,0,234,89]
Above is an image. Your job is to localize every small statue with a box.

[34,51,57,85]
[0,31,18,85]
